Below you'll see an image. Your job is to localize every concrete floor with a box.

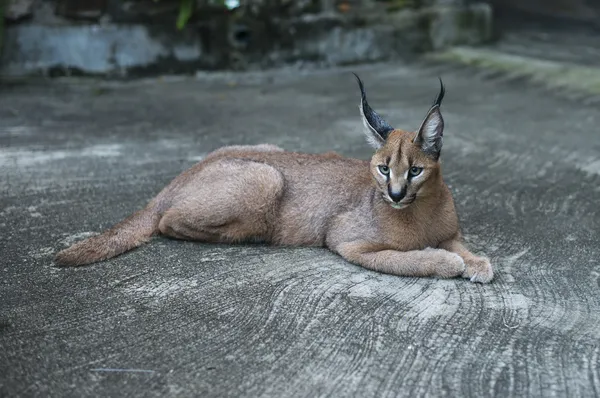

[1,62,599,397]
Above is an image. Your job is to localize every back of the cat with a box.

[54,146,372,266]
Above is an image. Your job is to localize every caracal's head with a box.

[353,73,446,210]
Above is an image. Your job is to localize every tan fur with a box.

[55,79,493,283]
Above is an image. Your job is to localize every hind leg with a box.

[159,223,221,242]
[159,159,284,243]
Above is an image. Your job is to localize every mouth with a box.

[385,195,416,210]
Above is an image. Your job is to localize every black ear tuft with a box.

[353,73,394,149]
[433,77,445,108]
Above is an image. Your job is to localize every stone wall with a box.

[0,0,493,77]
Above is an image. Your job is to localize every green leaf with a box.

[176,0,194,30]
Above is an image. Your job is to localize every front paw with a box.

[463,256,493,283]
[425,249,466,279]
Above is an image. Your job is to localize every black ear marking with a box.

[353,73,394,148]
[433,77,445,108]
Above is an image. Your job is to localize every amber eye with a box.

[378,165,390,176]
[409,166,423,177]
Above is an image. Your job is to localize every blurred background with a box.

[1,0,599,77]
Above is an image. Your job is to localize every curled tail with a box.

[55,206,162,267]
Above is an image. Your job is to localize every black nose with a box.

[388,186,407,203]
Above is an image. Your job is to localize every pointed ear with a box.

[413,78,445,160]
[353,73,394,149]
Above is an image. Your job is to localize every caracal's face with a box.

[370,130,440,209]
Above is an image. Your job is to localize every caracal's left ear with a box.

[413,78,445,160]
[353,73,394,149]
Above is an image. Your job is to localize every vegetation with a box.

[154,0,232,30]
[175,0,194,30]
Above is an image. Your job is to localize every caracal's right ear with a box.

[353,73,394,149]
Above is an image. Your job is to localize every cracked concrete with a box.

[1,61,599,397]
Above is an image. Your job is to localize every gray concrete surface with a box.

[1,62,599,397]
[427,20,600,102]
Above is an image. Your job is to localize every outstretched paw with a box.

[426,249,466,279]
[463,256,493,284]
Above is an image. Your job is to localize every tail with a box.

[54,206,162,267]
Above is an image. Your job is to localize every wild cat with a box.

[55,74,493,283]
